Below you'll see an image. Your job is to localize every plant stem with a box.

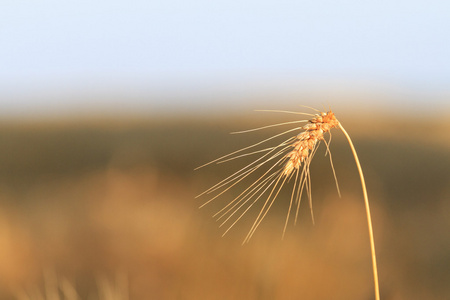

[339,123,380,300]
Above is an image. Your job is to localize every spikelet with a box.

[282,111,339,177]
[196,108,340,242]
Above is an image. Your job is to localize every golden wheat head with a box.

[196,107,341,242]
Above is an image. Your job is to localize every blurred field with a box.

[0,109,449,299]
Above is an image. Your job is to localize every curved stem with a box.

[339,123,380,300]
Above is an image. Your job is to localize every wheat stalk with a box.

[196,107,380,300]
[339,122,380,300]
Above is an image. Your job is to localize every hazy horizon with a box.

[2,1,449,117]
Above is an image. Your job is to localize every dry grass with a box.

[15,270,128,300]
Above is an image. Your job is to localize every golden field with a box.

[0,108,449,299]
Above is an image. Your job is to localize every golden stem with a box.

[339,122,380,300]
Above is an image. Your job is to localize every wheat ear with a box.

[196,109,380,300]
[338,123,380,300]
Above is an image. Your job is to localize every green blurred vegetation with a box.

[0,111,449,299]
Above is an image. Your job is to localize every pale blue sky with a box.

[1,0,449,116]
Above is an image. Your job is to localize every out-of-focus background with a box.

[1,1,450,299]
